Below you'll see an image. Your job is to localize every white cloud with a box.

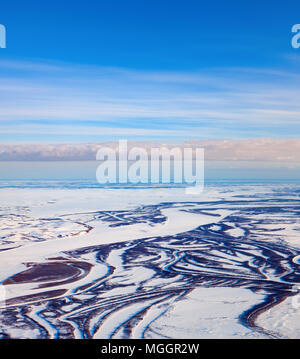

[1,59,300,140]
[1,138,300,162]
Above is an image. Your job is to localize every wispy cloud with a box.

[1,59,300,142]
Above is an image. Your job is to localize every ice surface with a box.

[0,184,299,338]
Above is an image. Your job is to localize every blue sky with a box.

[0,0,300,143]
